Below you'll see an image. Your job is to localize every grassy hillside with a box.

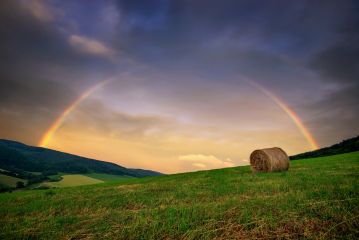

[0,174,27,188]
[46,175,104,188]
[0,152,358,239]
[0,139,144,178]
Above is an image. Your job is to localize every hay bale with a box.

[250,147,290,173]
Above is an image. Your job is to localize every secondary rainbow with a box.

[38,74,122,147]
[243,77,319,150]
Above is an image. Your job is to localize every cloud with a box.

[179,154,222,163]
[179,154,235,168]
[69,35,113,55]
[0,0,119,82]
[223,162,234,167]
[306,27,359,145]
[29,0,54,22]
[0,73,76,145]
[193,163,205,168]
[243,159,248,162]
[226,158,232,161]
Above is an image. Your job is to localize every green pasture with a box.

[0,174,27,188]
[83,173,136,182]
[0,152,358,239]
[46,174,104,188]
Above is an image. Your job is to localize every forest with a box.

[290,135,359,160]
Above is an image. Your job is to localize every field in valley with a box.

[46,174,104,188]
[0,174,27,188]
[0,152,358,239]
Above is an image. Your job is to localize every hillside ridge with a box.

[290,135,359,160]
[0,139,147,177]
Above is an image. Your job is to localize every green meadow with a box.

[46,174,104,188]
[83,173,136,182]
[0,174,27,188]
[0,152,358,239]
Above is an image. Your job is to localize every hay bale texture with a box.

[250,147,290,173]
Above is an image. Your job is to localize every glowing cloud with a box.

[38,73,125,147]
[242,77,319,150]
[69,35,112,55]
[29,0,54,22]
[193,163,205,168]
[179,154,235,168]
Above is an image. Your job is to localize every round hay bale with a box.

[250,147,290,173]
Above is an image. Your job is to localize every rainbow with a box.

[242,77,319,150]
[38,74,124,147]
[38,73,319,151]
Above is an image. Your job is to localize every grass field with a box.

[83,173,136,182]
[0,152,358,239]
[0,174,27,188]
[46,174,104,188]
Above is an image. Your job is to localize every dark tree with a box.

[16,181,25,188]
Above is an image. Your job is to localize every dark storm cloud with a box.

[114,0,353,62]
[0,72,77,145]
[310,38,359,84]
[0,0,117,78]
[0,0,118,144]
[307,15,359,145]
[0,73,74,110]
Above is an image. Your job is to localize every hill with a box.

[0,139,144,178]
[0,145,44,172]
[290,134,359,160]
[129,168,166,177]
[0,151,358,239]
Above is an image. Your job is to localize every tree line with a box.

[290,135,359,160]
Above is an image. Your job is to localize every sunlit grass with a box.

[46,174,104,188]
[83,173,136,182]
[0,152,358,239]
[0,173,27,187]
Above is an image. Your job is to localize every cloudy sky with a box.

[0,0,358,174]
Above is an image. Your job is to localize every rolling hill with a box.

[0,151,358,239]
[0,139,156,178]
[290,134,359,160]
[0,145,44,172]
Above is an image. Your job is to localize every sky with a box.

[0,0,358,174]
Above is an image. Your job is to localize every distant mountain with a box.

[290,135,359,160]
[0,139,145,177]
[129,168,166,177]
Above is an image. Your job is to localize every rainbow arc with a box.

[38,74,318,151]
[38,73,125,147]
[242,77,318,150]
